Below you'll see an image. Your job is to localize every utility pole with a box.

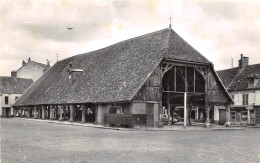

[231,57,233,68]
[56,53,59,62]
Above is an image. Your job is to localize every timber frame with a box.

[160,59,229,127]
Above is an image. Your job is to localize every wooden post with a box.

[195,107,199,121]
[69,104,75,122]
[81,104,86,123]
[37,107,40,118]
[184,92,187,128]
[42,106,45,119]
[225,103,231,127]
[167,82,171,125]
[205,68,210,127]
[174,66,176,92]
[21,108,24,117]
[205,95,210,123]
[13,107,17,117]
[254,109,256,125]
[172,106,175,123]
[184,67,191,126]
[33,106,37,118]
[247,108,251,126]
[63,105,67,120]
[46,106,49,119]
[53,106,56,119]
[167,104,171,125]
[50,105,54,120]
[194,67,195,92]
[187,96,191,125]
[37,106,40,118]
[159,63,163,128]
[27,107,31,118]
[59,106,63,121]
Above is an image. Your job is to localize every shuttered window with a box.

[242,94,248,105]
[5,96,9,105]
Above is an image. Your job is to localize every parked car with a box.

[174,114,182,122]
[161,114,177,125]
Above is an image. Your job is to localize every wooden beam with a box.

[194,67,195,93]
[205,68,210,124]
[195,67,206,81]
[185,67,188,92]
[163,60,208,68]
[162,91,206,95]
[184,92,187,128]
[174,66,176,92]
[167,81,170,125]
[162,64,174,78]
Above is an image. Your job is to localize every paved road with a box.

[1,118,260,163]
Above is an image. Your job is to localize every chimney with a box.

[22,60,26,66]
[46,59,50,69]
[11,70,17,80]
[238,54,249,69]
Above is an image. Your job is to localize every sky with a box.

[0,0,260,76]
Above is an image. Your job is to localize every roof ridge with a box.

[61,28,171,61]
[217,67,238,72]
[31,60,47,66]
[166,27,172,58]
[217,63,260,72]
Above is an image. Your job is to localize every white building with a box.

[0,71,33,117]
[16,58,50,81]
[218,54,260,125]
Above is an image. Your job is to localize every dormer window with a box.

[248,78,254,88]
[67,62,83,80]
[247,74,260,88]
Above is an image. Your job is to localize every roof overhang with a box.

[163,58,210,68]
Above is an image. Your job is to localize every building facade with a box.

[16,58,50,81]
[13,27,233,128]
[218,54,260,125]
[0,72,33,117]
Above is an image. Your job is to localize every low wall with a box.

[104,114,147,127]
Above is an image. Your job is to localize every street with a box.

[1,118,260,163]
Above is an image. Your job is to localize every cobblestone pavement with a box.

[1,118,260,163]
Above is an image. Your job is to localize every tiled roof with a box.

[13,28,229,106]
[217,64,260,91]
[0,77,33,94]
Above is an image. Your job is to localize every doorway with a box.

[219,109,226,125]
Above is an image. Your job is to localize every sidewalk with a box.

[16,117,244,131]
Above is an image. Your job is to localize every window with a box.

[231,111,236,121]
[15,96,19,101]
[241,111,248,121]
[248,78,254,88]
[243,94,248,105]
[108,104,123,114]
[5,96,9,105]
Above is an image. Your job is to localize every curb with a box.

[15,118,245,131]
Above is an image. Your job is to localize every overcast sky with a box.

[1,0,260,76]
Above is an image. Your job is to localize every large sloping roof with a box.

[14,28,215,106]
[166,29,211,64]
[217,64,260,91]
[0,77,33,95]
